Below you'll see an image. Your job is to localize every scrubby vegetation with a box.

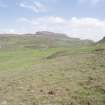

[0,33,105,105]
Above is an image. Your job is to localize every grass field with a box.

[0,36,105,105]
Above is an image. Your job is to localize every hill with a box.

[98,37,105,43]
[0,32,105,105]
[0,31,93,50]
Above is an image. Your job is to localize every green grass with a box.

[0,48,63,71]
[0,46,94,71]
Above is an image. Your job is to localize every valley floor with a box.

[0,45,105,105]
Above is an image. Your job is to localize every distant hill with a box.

[0,31,93,50]
[98,37,105,43]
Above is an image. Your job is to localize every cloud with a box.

[78,0,103,6]
[16,16,105,41]
[0,28,16,34]
[0,0,7,8]
[19,0,46,13]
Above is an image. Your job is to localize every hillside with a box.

[0,34,105,105]
[94,36,105,51]
[98,37,105,43]
[0,31,93,50]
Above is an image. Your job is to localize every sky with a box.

[0,0,105,41]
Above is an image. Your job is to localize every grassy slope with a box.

[0,36,105,105]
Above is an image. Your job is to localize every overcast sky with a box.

[0,0,105,41]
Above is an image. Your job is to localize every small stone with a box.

[48,90,55,95]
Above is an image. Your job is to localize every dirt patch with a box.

[95,48,105,52]
[48,90,55,95]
